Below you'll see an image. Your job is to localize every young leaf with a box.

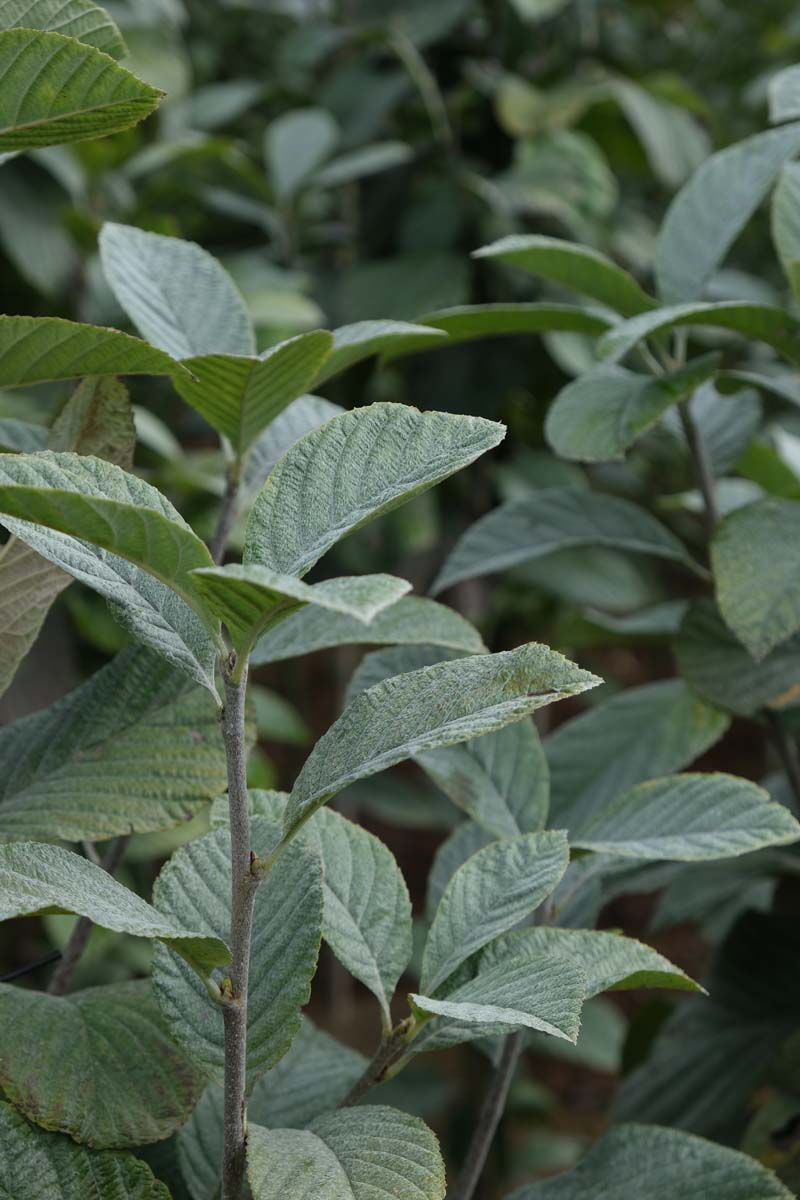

[244,402,505,577]
[655,122,800,303]
[0,1101,171,1199]
[190,564,410,657]
[769,65,800,125]
[420,830,570,994]
[571,773,800,861]
[0,316,184,387]
[0,29,162,151]
[0,980,203,1148]
[173,331,334,453]
[0,0,126,57]
[313,319,448,384]
[0,842,229,978]
[506,1124,795,1199]
[252,595,486,665]
[99,223,255,359]
[0,645,229,841]
[598,301,800,366]
[473,234,656,317]
[432,489,702,594]
[545,354,720,462]
[284,643,601,841]
[247,1108,445,1200]
[416,303,614,343]
[712,497,800,659]
[152,818,322,1086]
[265,107,339,200]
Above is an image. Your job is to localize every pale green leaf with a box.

[421,830,569,994]
[545,354,720,462]
[99,223,255,359]
[252,595,486,665]
[712,497,800,659]
[152,817,322,1086]
[344,643,461,701]
[432,489,702,594]
[598,301,800,365]
[0,0,126,56]
[473,234,656,317]
[571,773,800,861]
[426,821,493,919]
[244,402,505,577]
[240,395,343,507]
[771,162,800,300]
[416,303,613,343]
[247,1108,445,1200]
[0,841,229,979]
[0,316,184,387]
[655,122,800,302]
[0,29,161,151]
[265,107,338,200]
[769,65,800,124]
[311,141,412,187]
[507,1124,795,1200]
[0,1101,171,1199]
[0,980,203,1147]
[48,376,136,467]
[285,643,601,842]
[0,645,229,841]
[0,417,47,452]
[608,77,710,189]
[313,320,448,384]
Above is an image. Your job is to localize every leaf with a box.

[0,841,229,979]
[284,643,600,842]
[311,141,412,187]
[313,320,448,384]
[152,817,322,1086]
[607,77,710,189]
[655,122,800,302]
[0,451,216,619]
[712,497,800,659]
[426,821,493,918]
[472,234,656,317]
[770,65,800,125]
[265,107,339,200]
[416,719,550,838]
[247,1108,445,1200]
[0,417,47,452]
[431,489,702,594]
[99,223,254,360]
[416,303,614,343]
[0,980,203,1148]
[0,644,229,841]
[48,376,136,467]
[345,643,461,700]
[571,773,800,861]
[546,679,729,831]
[252,595,486,665]
[675,598,800,716]
[545,354,720,462]
[0,316,184,387]
[421,830,570,994]
[244,402,505,577]
[190,564,409,657]
[771,162,800,300]
[0,0,126,57]
[0,1101,171,1199]
[240,395,343,506]
[173,332,334,453]
[0,29,161,152]
[598,301,800,365]
[506,1124,795,1200]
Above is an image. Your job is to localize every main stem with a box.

[221,657,256,1200]
[451,1032,523,1200]
[678,400,719,539]
[211,467,240,565]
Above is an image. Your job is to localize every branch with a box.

[765,709,800,814]
[677,400,719,539]
[339,1017,415,1107]
[211,467,240,564]
[450,1031,523,1200]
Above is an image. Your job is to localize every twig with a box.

[677,400,719,539]
[339,1017,415,1107]
[388,25,456,155]
[211,467,240,564]
[765,709,800,814]
[450,1032,523,1200]
[47,836,130,996]
[2,950,62,983]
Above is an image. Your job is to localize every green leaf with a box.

[416,719,549,838]
[546,679,729,831]
[545,354,720,462]
[432,489,702,594]
[712,497,800,659]
[48,376,136,467]
[0,980,203,1148]
[771,162,800,300]
[252,595,486,665]
[240,395,343,507]
[190,564,409,657]
[506,1124,795,1200]
[311,141,412,187]
[313,320,447,384]
[0,451,216,619]
[173,332,334,453]
[770,65,800,124]
[0,316,184,388]
[0,1101,171,1199]
[0,645,229,841]
[0,417,47,452]
[244,402,505,577]
[0,28,161,151]
[0,841,229,979]
[426,821,493,918]
[598,301,800,365]
[410,303,614,343]
[152,817,322,1086]
[675,598,800,716]
[655,122,800,302]
[99,223,254,360]
[571,773,800,861]
[0,0,126,56]
[265,107,339,200]
[284,643,601,842]
[345,643,461,699]
[473,234,656,317]
[421,830,569,994]
[247,1108,445,1200]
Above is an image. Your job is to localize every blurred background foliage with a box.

[4,1,800,1195]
